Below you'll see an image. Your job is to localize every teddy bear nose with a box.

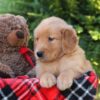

[37,51,44,57]
[16,31,24,39]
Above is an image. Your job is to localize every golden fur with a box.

[34,17,94,90]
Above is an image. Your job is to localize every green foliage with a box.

[0,0,100,76]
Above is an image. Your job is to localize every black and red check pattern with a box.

[0,71,98,100]
[61,71,98,100]
[0,47,98,99]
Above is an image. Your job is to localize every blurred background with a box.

[0,0,100,99]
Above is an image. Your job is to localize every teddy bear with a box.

[0,14,35,78]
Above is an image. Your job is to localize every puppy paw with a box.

[57,73,73,90]
[40,73,56,88]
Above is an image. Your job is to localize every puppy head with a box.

[34,17,78,62]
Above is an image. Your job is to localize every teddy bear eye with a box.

[48,37,55,41]
[36,37,39,41]
[11,27,14,30]
[11,26,19,30]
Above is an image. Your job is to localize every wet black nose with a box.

[16,31,24,39]
[37,51,43,57]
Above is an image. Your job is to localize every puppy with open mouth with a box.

[34,17,94,90]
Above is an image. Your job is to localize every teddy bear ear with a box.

[16,15,27,24]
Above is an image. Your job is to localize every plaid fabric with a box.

[0,71,98,100]
[61,71,98,100]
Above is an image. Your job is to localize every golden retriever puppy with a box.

[34,16,94,90]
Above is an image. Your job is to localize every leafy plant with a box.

[0,0,100,76]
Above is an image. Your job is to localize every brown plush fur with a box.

[34,17,94,90]
[0,14,35,77]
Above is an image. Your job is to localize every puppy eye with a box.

[48,37,55,41]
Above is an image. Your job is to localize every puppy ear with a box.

[61,26,78,54]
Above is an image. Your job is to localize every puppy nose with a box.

[37,51,44,57]
[16,31,24,39]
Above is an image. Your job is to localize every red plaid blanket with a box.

[0,71,98,100]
